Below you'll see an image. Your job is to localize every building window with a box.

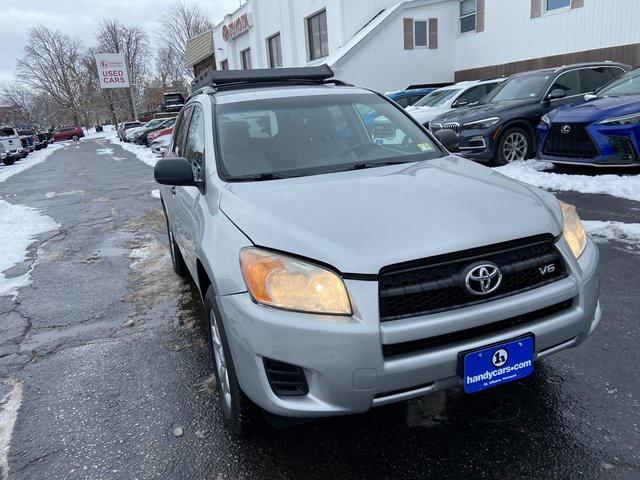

[546,0,571,11]
[307,10,328,61]
[414,20,428,48]
[240,48,252,70]
[267,33,283,68]
[220,59,229,70]
[459,0,476,34]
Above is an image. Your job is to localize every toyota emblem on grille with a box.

[464,263,502,296]
[561,124,571,134]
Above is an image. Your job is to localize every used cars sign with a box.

[95,53,131,89]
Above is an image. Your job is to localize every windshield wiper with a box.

[350,160,414,170]
[231,172,295,182]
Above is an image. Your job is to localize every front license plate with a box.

[463,336,534,394]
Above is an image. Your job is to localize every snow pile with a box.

[151,189,160,199]
[0,200,60,297]
[0,143,63,184]
[495,160,640,202]
[584,220,640,247]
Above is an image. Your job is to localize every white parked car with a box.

[406,78,505,127]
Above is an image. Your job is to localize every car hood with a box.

[219,157,561,274]
[549,94,640,123]
[433,100,532,124]
[407,106,452,124]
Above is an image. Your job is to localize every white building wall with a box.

[455,0,640,71]
[335,1,458,92]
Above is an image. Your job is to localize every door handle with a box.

[170,186,176,195]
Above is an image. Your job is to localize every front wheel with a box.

[72,135,79,141]
[204,286,258,436]
[493,127,531,166]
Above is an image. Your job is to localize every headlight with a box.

[541,114,551,125]
[463,117,501,129]
[240,248,352,316]
[560,202,586,259]
[599,112,640,126]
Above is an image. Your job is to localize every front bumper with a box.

[218,238,600,417]
[537,122,640,167]
[454,129,497,162]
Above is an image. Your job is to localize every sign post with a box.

[95,53,138,120]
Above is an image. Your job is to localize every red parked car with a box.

[146,126,173,146]
[53,126,84,142]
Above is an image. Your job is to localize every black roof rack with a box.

[191,65,345,94]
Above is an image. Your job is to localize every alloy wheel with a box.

[210,309,232,409]
[502,132,528,163]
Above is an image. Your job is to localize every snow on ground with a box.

[0,200,60,297]
[584,221,640,249]
[495,160,640,202]
[0,144,64,184]
[0,378,23,480]
[151,189,160,199]
[96,148,114,156]
[104,129,160,168]
[84,125,115,140]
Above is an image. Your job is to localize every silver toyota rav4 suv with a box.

[155,66,600,434]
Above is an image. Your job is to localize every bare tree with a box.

[155,45,183,89]
[0,81,38,126]
[96,19,151,119]
[17,26,91,125]
[158,0,213,81]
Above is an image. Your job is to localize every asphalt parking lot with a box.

[0,137,638,480]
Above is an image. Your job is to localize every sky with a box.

[0,0,240,83]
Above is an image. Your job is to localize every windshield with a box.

[413,89,461,107]
[599,69,640,96]
[145,119,165,128]
[215,93,442,181]
[0,128,16,137]
[485,72,551,102]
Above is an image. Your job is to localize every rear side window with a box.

[581,67,624,93]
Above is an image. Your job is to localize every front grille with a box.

[543,122,599,158]
[378,235,567,321]
[263,358,308,397]
[431,122,461,134]
[382,299,573,358]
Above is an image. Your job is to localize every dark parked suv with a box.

[431,62,629,165]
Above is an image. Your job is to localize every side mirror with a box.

[154,157,197,187]
[584,93,598,102]
[546,88,567,101]
[434,129,459,152]
[453,100,470,108]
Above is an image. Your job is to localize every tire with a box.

[204,286,258,435]
[493,127,532,166]
[2,157,16,166]
[72,135,79,141]
[163,210,189,278]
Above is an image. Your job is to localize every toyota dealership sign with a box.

[94,53,131,89]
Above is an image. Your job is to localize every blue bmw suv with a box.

[538,68,640,167]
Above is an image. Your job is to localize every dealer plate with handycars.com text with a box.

[463,336,534,394]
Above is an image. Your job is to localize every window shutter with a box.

[428,18,438,49]
[404,18,414,50]
[531,0,541,18]
[571,0,584,8]
[476,0,485,32]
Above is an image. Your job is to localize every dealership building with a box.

[186,0,640,92]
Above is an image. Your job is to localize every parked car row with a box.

[0,125,58,165]
[408,61,636,167]
[116,117,176,155]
